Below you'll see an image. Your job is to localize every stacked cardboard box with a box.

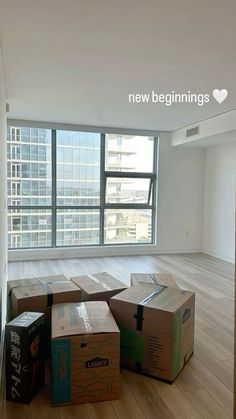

[51,301,120,405]
[5,270,195,406]
[5,312,45,403]
[7,274,71,320]
[7,274,81,356]
[70,272,127,302]
[110,282,195,382]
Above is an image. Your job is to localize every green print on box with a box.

[171,309,181,379]
[52,339,71,404]
[119,326,144,363]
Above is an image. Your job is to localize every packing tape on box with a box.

[89,273,112,291]
[134,286,165,331]
[139,274,168,286]
[133,285,166,372]
[38,279,69,307]
[76,303,92,332]
[149,274,159,285]
[9,278,69,297]
[38,280,54,306]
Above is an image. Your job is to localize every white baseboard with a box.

[8,245,202,262]
[202,248,234,264]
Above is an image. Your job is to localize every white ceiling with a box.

[1,0,236,131]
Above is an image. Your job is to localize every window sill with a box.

[8,243,159,262]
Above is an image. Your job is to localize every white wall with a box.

[0,48,7,330]
[202,140,236,262]
[157,133,205,252]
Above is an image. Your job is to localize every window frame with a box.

[7,125,158,249]
[102,135,157,245]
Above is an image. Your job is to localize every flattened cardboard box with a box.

[8,275,81,356]
[131,273,179,288]
[5,312,45,403]
[51,301,120,405]
[110,283,195,382]
[70,272,127,302]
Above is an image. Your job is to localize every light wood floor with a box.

[4,253,234,419]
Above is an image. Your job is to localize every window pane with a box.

[106,177,151,204]
[7,126,52,206]
[105,209,152,244]
[105,134,154,172]
[56,209,100,246]
[8,209,52,248]
[56,131,100,206]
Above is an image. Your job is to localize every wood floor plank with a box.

[194,340,233,391]
[202,327,234,355]
[195,329,233,361]
[29,387,60,419]
[185,388,231,419]
[224,359,234,369]
[175,367,202,394]
[151,380,203,419]
[5,402,31,419]
[185,357,233,415]
[112,373,146,418]
[59,403,91,419]
[122,369,175,419]
[86,401,118,419]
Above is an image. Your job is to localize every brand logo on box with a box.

[85,357,109,368]
[182,308,190,324]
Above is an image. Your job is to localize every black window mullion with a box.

[51,129,57,247]
[151,137,158,244]
[100,133,106,245]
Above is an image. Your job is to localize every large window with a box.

[7,126,158,249]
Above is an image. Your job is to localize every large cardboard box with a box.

[8,275,81,356]
[110,283,195,382]
[7,274,70,320]
[70,272,127,302]
[5,312,45,403]
[51,301,120,405]
[131,272,179,288]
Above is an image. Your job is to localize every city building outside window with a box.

[7,125,158,249]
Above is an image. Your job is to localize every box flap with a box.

[52,301,120,338]
[7,274,69,296]
[131,273,178,288]
[7,277,39,295]
[47,281,80,295]
[38,274,68,283]
[111,283,194,313]
[70,272,126,295]
[12,284,47,299]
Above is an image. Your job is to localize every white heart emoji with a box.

[212,89,228,104]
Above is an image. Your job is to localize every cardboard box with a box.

[51,301,120,405]
[70,272,127,302]
[7,274,70,320]
[131,273,179,288]
[8,275,81,356]
[5,312,45,403]
[110,283,195,382]
[10,281,81,318]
